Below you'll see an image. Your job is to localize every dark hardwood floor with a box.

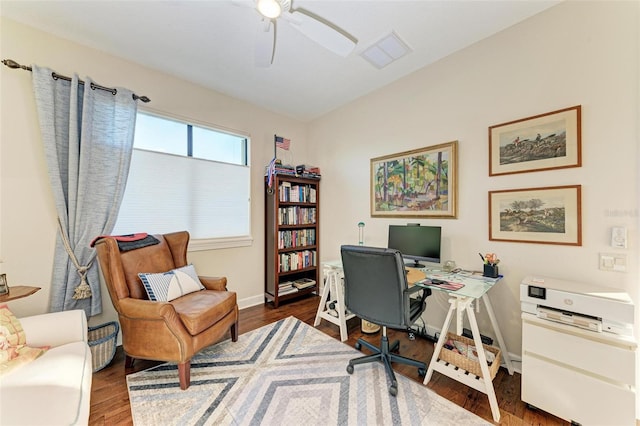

[89,295,566,425]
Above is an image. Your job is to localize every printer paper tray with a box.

[536,306,602,332]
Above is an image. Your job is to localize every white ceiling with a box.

[0,0,560,122]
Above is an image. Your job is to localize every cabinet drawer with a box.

[523,318,635,385]
[522,353,635,425]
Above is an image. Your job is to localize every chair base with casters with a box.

[346,325,427,396]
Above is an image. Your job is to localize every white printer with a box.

[520,275,636,425]
[520,275,634,336]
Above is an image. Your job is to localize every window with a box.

[112,111,251,250]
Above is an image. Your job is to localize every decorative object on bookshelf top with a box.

[265,158,321,193]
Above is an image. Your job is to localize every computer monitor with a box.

[387,224,442,268]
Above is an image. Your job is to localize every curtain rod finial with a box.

[133,94,151,103]
[2,59,31,71]
[2,59,21,69]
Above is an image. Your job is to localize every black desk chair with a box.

[340,245,432,396]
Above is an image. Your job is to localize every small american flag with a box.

[266,157,276,188]
[275,136,291,151]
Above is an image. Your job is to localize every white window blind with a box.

[113,149,250,241]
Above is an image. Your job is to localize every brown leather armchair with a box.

[94,231,238,390]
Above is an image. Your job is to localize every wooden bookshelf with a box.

[265,174,320,307]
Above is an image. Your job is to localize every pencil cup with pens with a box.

[480,252,499,278]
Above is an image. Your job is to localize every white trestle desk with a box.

[417,271,514,423]
[314,262,513,422]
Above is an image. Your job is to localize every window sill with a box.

[188,235,253,251]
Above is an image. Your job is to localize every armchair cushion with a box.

[170,290,237,335]
[139,264,205,301]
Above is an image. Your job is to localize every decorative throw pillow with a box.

[139,264,205,302]
[0,304,48,376]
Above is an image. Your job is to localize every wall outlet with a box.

[599,253,627,272]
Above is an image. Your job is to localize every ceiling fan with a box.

[240,0,358,67]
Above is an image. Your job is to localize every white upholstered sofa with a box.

[0,310,93,425]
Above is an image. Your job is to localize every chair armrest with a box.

[118,298,177,319]
[20,310,88,348]
[405,285,430,297]
[199,276,228,291]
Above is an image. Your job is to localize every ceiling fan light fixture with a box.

[257,0,282,19]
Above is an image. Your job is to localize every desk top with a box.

[323,260,500,297]
[416,270,502,299]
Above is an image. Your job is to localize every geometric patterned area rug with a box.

[127,316,490,425]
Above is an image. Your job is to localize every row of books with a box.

[279,250,317,272]
[278,229,316,249]
[279,182,317,203]
[278,207,317,226]
[273,161,296,175]
[278,278,317,295]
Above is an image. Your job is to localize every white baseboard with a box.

[238,294,265,310]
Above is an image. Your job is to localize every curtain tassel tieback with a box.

[72,265,93,300]
[58,219,94,300]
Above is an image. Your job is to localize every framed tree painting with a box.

[489,105,581,176]
[370,141,457,218]
[489,185,582,246]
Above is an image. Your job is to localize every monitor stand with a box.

[405,260,426,269]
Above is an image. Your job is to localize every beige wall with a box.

[1,1,638,363]
[0,17,309,324]
[309,0,639,361]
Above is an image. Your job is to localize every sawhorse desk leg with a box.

[481,293,514,375]
[424,296,502,423]
[314,267,354,342]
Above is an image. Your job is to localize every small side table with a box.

[0,285,41,303]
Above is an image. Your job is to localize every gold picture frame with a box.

[371,141,458,218]
[489,105,581,176]
[489,185,582,246]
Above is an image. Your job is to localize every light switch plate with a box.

[611,227,627,248]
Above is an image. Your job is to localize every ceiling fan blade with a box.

[255,19,276,67]
[230,0,255,9]
[288,7,357,57]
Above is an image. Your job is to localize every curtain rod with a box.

[2,59,150,103]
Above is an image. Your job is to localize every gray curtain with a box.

[32,65,137,317]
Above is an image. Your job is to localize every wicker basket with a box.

[438,332,501,379]
[88,321,119,372]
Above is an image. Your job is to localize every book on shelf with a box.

[292,278,316,289]
[278,281,294,289]
[278,286,299,295]
[278,250,316,272]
